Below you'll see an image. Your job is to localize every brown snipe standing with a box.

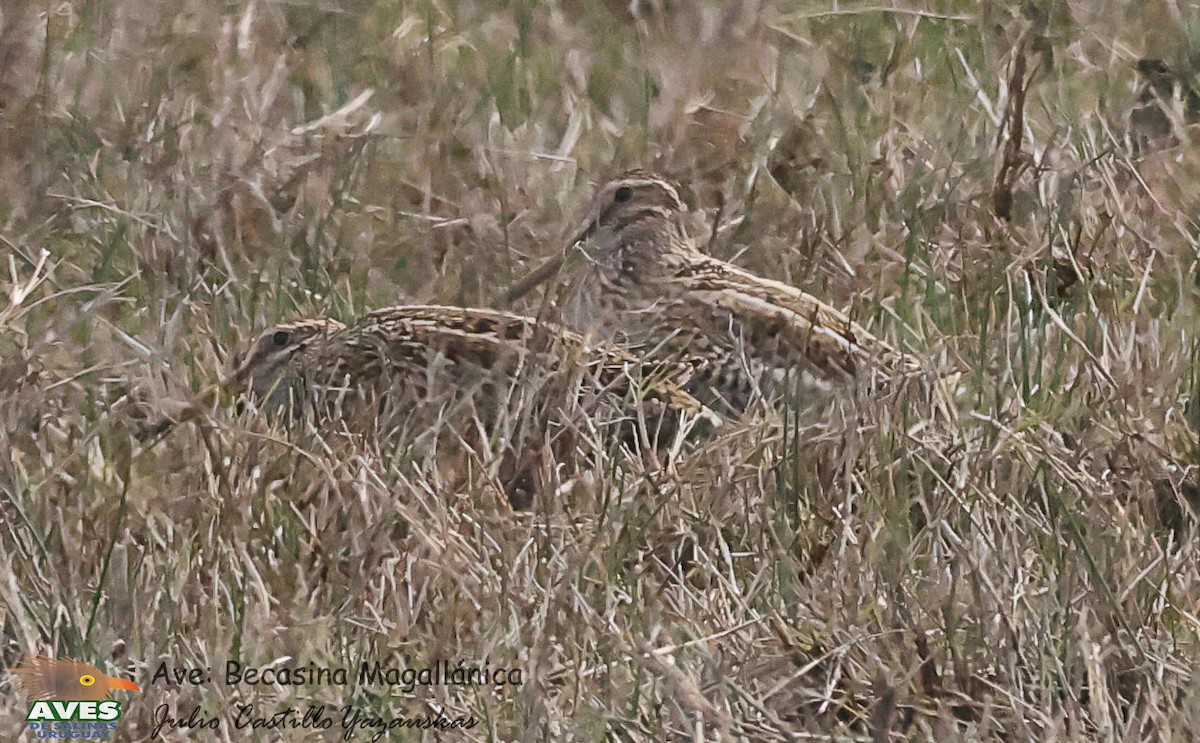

[227,304,719,508]
[504,170,920,413]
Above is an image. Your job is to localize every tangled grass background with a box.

[1,1,1199,739]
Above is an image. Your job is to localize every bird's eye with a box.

[79,674,96,687]
[614,186,633,203]
[272,330,291,347]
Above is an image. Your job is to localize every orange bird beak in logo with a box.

[10,656,140,702]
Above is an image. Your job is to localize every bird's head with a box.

[227,318,344,400]
[500,170,689,305]
[570,170,687,248]
[10,656,140,702]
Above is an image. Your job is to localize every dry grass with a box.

[2,0,1199,740]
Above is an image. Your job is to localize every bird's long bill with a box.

[227,350,259,389]
[501,219,597,305]
[133,383,222,444]
[502,253,566,305]
[106,676,141,692]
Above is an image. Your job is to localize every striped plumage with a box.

[229,305,719,507]
[508,170,916,411]
[231,305,714,425]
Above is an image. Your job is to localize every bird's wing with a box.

[673,254,915,378]
[351,306,719,424]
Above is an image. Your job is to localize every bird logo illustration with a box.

[9,655,139,731]
[10,655,141,701]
